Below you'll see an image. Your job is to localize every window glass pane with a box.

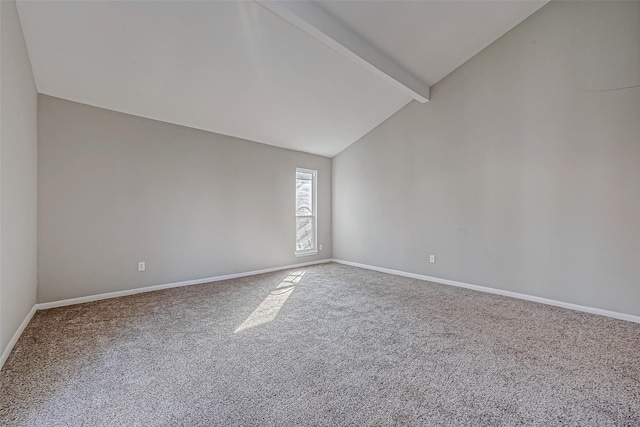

[296,171,313,181]
[296,217,314,251]
[296,168,316,253]
[296,176,313,215]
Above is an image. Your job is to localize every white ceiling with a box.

[317,0,548,86]
[16,1,411,157]
[17,1,547,157]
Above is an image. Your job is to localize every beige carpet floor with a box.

[1,263,639,426]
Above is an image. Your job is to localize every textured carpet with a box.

[1,263,639,426]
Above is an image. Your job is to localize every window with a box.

[295,168,317,255]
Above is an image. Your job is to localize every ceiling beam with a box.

[256,1,430,103]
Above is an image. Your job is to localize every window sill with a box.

[295,250,318,257]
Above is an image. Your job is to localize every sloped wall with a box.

[333,1,640,316]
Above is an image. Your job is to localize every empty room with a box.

[1,0,639,425]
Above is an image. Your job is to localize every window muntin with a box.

[295,169,317,255]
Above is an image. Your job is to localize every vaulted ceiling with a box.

[16,1,547,157]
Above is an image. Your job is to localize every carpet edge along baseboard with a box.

[0,259,332,370]
[331,259,640,325]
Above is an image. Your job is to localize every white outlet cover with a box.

[138,262,145,271]
[429,255,435,263]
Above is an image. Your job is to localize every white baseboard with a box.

[0,259,332,369]
[36,259,332,310]
[4,257,636,371]
[1,259,331,370]
[0,305,37,371]
[331,259,640,324]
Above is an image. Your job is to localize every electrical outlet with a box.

[138,262,145,272]
[429,255,435,263]
[319,244,323,251]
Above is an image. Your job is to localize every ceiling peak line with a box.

[256,0,430,103]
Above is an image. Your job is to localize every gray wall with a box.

[0,0,38,354]
[333,1,640,316]
[38,95,331,303]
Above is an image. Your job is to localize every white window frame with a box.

[295,168,318,256]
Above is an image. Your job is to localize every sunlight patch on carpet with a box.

[235,271,305,332]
